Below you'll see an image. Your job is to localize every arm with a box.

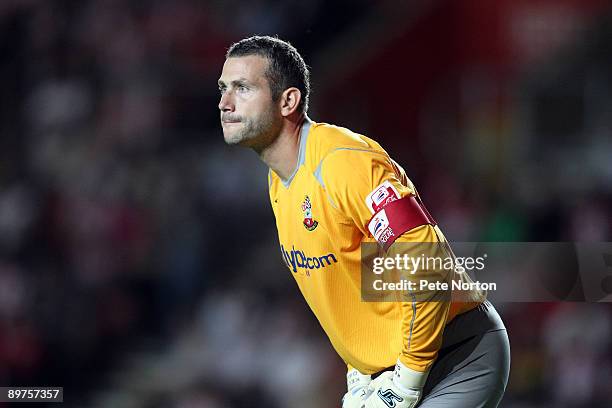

[321,148,450,406]
[390,225,451,370]
[364,226,451,407]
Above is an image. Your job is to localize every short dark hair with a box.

[227,35,310,114]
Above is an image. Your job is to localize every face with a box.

[218,55,282,149]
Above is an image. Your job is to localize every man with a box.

[218,35,510,407]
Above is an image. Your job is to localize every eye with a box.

[218,86,226,95]
[238,85,249,93]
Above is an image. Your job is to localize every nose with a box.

[218,90,234,112]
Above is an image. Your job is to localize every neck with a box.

[258,114,306,181]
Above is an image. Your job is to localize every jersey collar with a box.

[279,116,312,188]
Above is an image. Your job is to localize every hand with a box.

[342,369,372,408]
[362,361,429,408]
[362,372,420,408]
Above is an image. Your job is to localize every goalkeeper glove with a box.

[362,360,429,408]
[342,368,372,408]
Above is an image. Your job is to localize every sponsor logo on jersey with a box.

[280,245,337,275]
[376,388,404,407]
[366,181,400,214]
[301,195,319,231]
[368,209,395,244]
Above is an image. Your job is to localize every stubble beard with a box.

[224,105,281,152]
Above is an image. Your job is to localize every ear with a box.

[279,87,302,117]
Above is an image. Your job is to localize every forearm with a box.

[387,224,452,372]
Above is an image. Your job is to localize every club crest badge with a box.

[301,195,318,231]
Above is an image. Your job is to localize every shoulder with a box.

[304,121,388,171]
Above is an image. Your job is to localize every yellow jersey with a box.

[268,118,484,374]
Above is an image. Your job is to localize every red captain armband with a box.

[367,195,436,250]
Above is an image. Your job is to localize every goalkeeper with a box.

[218,35,510,407]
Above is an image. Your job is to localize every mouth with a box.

[222,122,240,131]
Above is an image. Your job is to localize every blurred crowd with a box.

[0,1,611,407]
